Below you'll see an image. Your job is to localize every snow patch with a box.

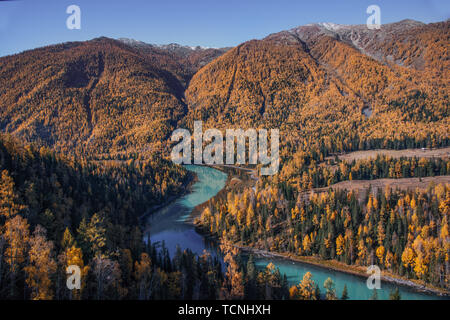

[317,22,347,32]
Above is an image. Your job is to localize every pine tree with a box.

[389,288,401,300]
[61,228,75,249]
[4,215,30,298]
[370,289,378,300]
[0,170,25,219]
[341,284,349,300]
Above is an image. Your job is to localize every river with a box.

[145,165,445,300]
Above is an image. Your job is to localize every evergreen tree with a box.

[389,288,401,300]
[341,284,349,300]
[370,289,378,300]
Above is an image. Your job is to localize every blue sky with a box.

[0,0,449,57]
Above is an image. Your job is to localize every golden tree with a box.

[25,225,57,300]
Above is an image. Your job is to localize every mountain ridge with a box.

[0,20,448,161]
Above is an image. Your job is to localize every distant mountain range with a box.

[117,37,230,76]
[0,19,448,158]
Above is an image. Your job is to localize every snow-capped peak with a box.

[317,22,348,32]
[118,38,216,51]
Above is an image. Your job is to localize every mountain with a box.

[0,20,448,162]
[0,37,227,158]
[184,20,449,164]
[271,19,448,71]
[117,38,230,83]
[0,19,449,300]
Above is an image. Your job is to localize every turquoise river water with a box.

[146,165,446,300]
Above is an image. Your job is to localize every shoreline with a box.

[190,165,450,298]
[237,245,450,298]
[186,165,237,223]
[166,164,449,299]
[194,219,450,298]
[139,168,198,222]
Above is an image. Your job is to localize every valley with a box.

[0,18,448,300]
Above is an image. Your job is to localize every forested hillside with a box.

[0,38,227,158]
[0,19,448,299]
[0,133,295,300]
[0,21,447,164]
[187,19,449,292]
[197,178,450,289]
[185,20,449,183]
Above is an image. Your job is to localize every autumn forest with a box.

[0,18,449,300]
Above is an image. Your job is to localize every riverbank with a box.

[193,214,449,299]
[237,245,450,298]
[140,168,198,222]
[189,165,450,298]
[187,164,255,223]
